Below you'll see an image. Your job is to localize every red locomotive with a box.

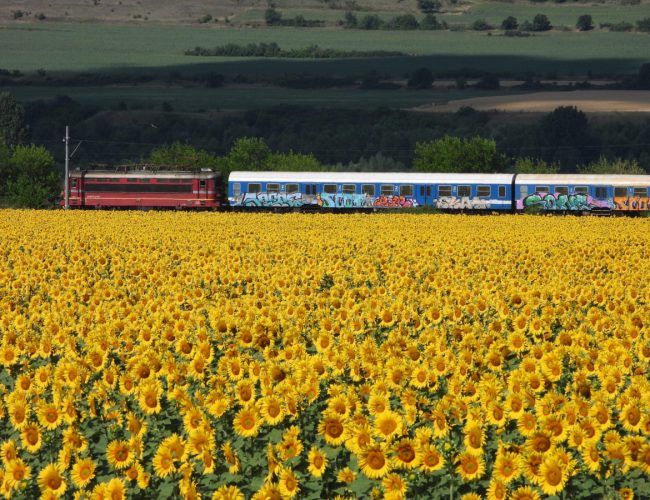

[63,168,222,209]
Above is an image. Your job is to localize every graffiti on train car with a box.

[318,193,375,208]
[373,195,416,208]
[517,192,614,211]
[436,196,490,210]
[235,192,306,207]
[614,196,650,211]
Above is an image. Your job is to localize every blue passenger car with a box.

[228,172,516,210]
[514,174,650,213]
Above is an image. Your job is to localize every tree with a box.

[267,151,323,171]
[637,17,650,32]
[413,135,507,173]
[417,0,442,14]
[513,157,560,173]
[472,19,492,31]
[578,156,646,175]
[5,144,58,208]
[358,15,383,30]
[538,106,591,168]
[265,8,282,26]
[501,16,518,30]
[220,137,272,177]
[407,68,434,89]
[421,14,445,30]
[148,143,219,171]
[0,92,26,147]
[576,14,593,31]
[387,14,419,30]
[532,14,552,31]
[342,11,357,28]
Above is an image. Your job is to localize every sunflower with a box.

[8,400,29,430]
[318,413,348,447]
[233,406,261,438]
[486,478,508,500]
[106,477,126,500]
[358,444,391,479]
[307,447,328,478]
[373,411,403,441]
[456,452,485,481]
[509,486,541,500]
[336,467,356,484]
[260,396,285,426]
[419,444,444,473]
[21,423,42,453]
[222,442,241,474]
[345,424,373,454]
[37,464,67,497]
[0,440,18,465]
[392,438,420,469]
[38,403,62,431]
[619,401,643,432]
[152,445,176,478]
[382,472,408,498]
[5,458,31,488]
[138,381,162,415]
[189,427,214,456]
[212,485,245,500]
[107,440,134,470]
[71,458,95,489]
[161,434,188,463]
[538,455,569,496]
[278,468,300,499]
[526,432,552,455]
[463,423,484,455]
[367,392,391,416]
[493,451,521,484]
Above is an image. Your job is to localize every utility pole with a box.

[64,126,69,209]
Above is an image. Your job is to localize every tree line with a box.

[2,92,649,207]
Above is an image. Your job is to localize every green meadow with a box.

[0,23,647,77]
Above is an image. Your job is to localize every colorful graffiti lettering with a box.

[319,193,375,208]
[436,196,490,210]
[373,195,416,208]
[517,192,614,211]
[614,196,650,211]
[233,192,306,208]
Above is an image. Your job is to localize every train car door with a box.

[69,175,82,206]
[198,178,208,200]
[419,185,431,206]
[614,186,630,211]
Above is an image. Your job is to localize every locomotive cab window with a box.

[286,184,299,194]
[71,179,78,188]
[574,186,588,195]
[361,185,375,196]
[438,185,452,197]
[633,187,646,196]
[343,184,356,194]
[199,180,207,189]
[535,186,550,194]
[267,183,280,194]
[614,187,627,197]
[477,186,491,198]
[498,185,506,198]
[233,183,241,196]
[248,183,261,194]
[458,185,471,197]
[380,185,395,196]
[555,186,569,196]
[595,187,607,198]
[323,184,337,194]
[399,185,413,197]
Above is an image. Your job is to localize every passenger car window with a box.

[438,185,452,197]
[458,185,471,197]
[574,186,588,194]
[323,184,337,194]
[614,187,627,197]
[267,183,279,194]
[343,184,356,194]
[477,186,491,198]
[362,185,375,196]
[399,185,413,197]
[248,183,261,193]
[380,185,394,196]
[555,186,569,196]
[286,184,299,194]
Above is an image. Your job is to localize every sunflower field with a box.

[0,210,649,500]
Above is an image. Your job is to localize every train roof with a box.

[72,169,219,180]
[228,171,515,184]
[516,174,650,187]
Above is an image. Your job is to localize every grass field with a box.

[0,23,648,78]
[4,85,517,110]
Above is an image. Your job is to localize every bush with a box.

[532,14,552,31]
[197,14,212,24]
[576,14,593,31]
[420,14,446,30]
[386,14,419,30]
[601,22,633,32]
[358,14,383,30]
[417,0,442,13]
[637,17,650,32]
[501,16,518,30]
[472,19,492,31]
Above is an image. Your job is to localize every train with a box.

[62,168,650,214]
